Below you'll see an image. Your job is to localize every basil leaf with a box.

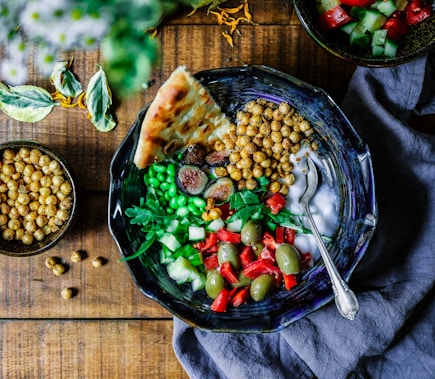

[86,65,117,132]
[0,83,56,122]
[50,61,83,98]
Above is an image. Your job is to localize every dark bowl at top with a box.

[108,65,378,332]
[293,0,435,66]
[0,140,77,257]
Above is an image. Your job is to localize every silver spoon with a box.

[300,157,359,320]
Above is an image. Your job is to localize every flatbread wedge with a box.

[133,66,231,169]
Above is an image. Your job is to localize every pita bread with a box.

[133,66,231,169]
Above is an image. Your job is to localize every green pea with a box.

[177,195,187,207]
[166,163,176,177]
[250,274,275,301]
[166,175,175,183]
[148,177,160,188]
[147,167,156,177]
[168,183,178,197]
[164,191,171,201]
[159,197,168,207]
[167,207,175,214]
[153,164,166,173]
[176,206,189,217]
[192,197,206,209]
[160,181,170,191]
[188,203,199,214]
[156,172,166,182]
[169,197,178,209]
[155,189,164,198]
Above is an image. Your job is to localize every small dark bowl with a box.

[0,141,77,257]
[293,0,435,66]
[108,65,378,332]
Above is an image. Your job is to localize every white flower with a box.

[34,46,58,76]
[6,34,28,63]
[0,59,28,85]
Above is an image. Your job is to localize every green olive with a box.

[218,242,241,269]
[251,242,264,257]
[275,243,301,274]
[250,274,275,301]
[205,270,225,299]
[231,272,252,288]
[241,220,262,245]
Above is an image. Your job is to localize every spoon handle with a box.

[303,204,359,320]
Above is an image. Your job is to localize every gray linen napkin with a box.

[173,52,435,379]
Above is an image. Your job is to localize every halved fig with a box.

[205,149,230,167]
[203,177,235,203]
[181,144,208,166]
[176,165,208,195]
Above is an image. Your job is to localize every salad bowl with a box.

[293,0,435,66]
[108,65,378,332]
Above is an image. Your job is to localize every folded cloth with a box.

[173,52,435,379]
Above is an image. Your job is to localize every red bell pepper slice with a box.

[220,261,239,284]
[194,232,218,252]
[262,232,277,250]
[217,228,242,243]
[300,251,314,270]
[284,227,296,245]
[405,0,432,26]
[217,203,231,220]
[260,246,276,263]
[210,288,230,312]
[318,6,351,31]
[240,245,255,268]
[242,259,280,279]
[265,193,286,215]
[283,274,298,290]
[340,0,375,6]
[230,286,250,307]
[275,226,284,244]
[204,254,219,271]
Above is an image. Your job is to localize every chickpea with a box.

[253,151,267,163]
[214,167,228,177]
[202,211,213,222]
[249,115,262,127]
[269,181,281,193]
[236,111,250,125]
[237,179,246,191]
[245,179,257,190]
[259,123,271,135]
[45,256,58,269]
[252,165,263,178]
[279,184,289,196]
[262,137,273,149]
[242,168,253,180]
[92,257,105,268]
[279,102,291,115]
[61,288,74,300]
[2,229,14,241]
[284,174,296,186]
[60,181,72,196]
[263,107,274,120]
[71,250,84,262]
[53,263,66,276]
[209,208,222,220]
[229,168,243,181]
[214,140,225,152]
[229,152,241,163]
[34,229,45,241]
[0,214,7,227]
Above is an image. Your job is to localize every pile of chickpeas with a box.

[0,147,73,245]
[213,99,318,194]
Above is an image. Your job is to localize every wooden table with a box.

[0,1,357,377]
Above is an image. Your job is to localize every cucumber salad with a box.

[125,98,339,312]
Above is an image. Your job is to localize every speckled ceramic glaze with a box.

[0,141,78,257]
[293,0,435,66]
[108,66,378,332]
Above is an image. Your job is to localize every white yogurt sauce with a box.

[284,147,340,262]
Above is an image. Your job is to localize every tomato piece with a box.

[217,228,242,243]
[204,254,219,270]
[265,193,286,215]
[230,286,250,307]
[383,16,409,41]
[284,227,296,245]
[240,245,255,268]
[340,0,375,5]
[283,274,298,290]
[405,0,432,25]
[318,5,351,31]
[217,202,231,220]
[220,261,239,284]
[210,288,230,312]
[242,259,280,280]
[300,251,314,270]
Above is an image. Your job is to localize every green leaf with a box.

[86,65,116,132]
[0,83,56,122]
[50,61,83,98]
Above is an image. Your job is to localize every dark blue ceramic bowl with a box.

[108,66,377,332]
[293,0,435,66]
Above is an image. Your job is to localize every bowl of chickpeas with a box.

[0,141,77,257]
[109,66,377,332]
